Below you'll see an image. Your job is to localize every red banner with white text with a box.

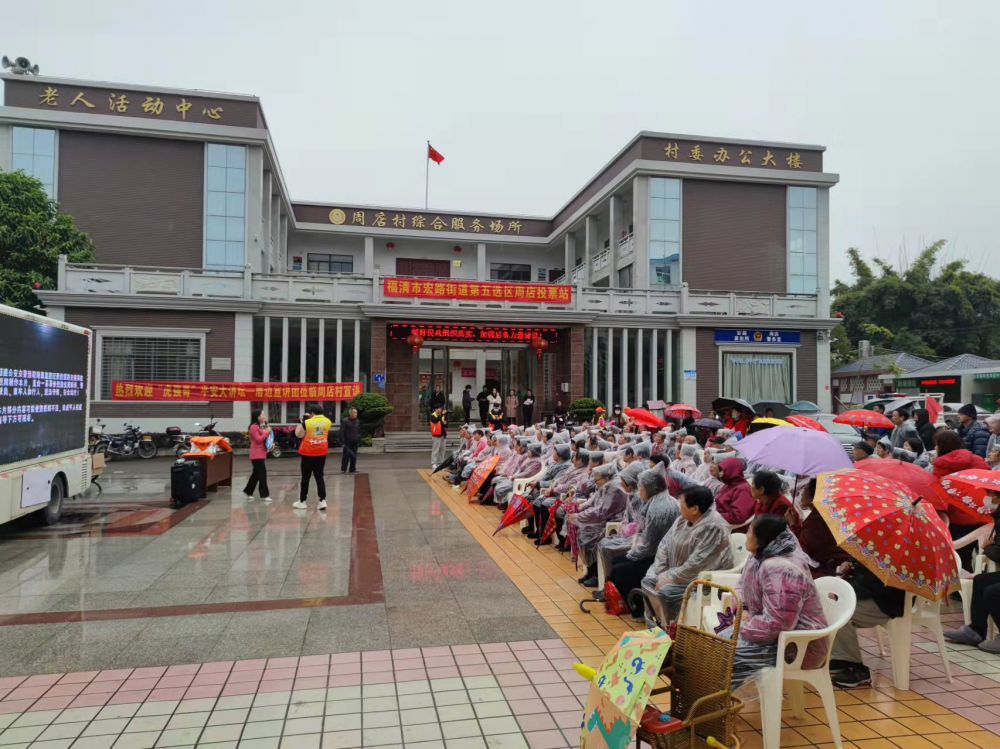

[111,381,363,402]
[383,277,572,303]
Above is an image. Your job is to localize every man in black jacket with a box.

[429,385,446,413]
[339,407,361,473]
[830,562,905,688]
[958,404,990,458]
[476,386,490,425]
[462,385,473,425]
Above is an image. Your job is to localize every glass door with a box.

[417,346,449,426]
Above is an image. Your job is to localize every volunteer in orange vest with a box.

[293,405,332,510]
[430,405,448,470]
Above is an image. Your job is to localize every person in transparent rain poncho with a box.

[641,485,734,626]
[527,447,591,544]
[670,443,700,477]
[567,461,628,587]
[492,440,544,506]
[719,514,829,689]
[604,463,682,619]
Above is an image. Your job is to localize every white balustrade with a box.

[618,233,634,258]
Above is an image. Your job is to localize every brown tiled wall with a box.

[695,328,719,413]
[63,308,235,419]
[797,330,818,403]
[58,131,205,268]
[569,325,585,403]
[385,337,414,432]
[681,180,787,292]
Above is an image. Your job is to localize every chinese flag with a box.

[925,394,943,426]
[428,143,445,164]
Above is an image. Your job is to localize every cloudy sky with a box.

[5,0,998,282]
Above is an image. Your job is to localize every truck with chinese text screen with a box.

[0,302,91,525]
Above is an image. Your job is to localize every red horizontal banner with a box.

[111,381,363,402]
[383,277,572,304]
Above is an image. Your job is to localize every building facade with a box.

[2,73,840,433]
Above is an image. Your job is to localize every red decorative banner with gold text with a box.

[383,277,572,303]
[112,381,363,401]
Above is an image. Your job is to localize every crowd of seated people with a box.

[434,399,1000,692]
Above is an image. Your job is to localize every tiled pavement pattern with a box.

[0,456,1000,747]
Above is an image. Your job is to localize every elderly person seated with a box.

[792,478,853,578]
[567,462,629,587]
[488,440,544,504]
[750,470,800,533]
[604,464,682,619]
[640,485,734,626]
[722,515,829,689]
[513,443,572,509]
[473,434,515,502]
[528,447,592,544]
[446,428,490,485]
[851,440,874,463]
[670,443,700,476]
[480,436,528,504]
[711,456,756,529]
[651,431,667,456]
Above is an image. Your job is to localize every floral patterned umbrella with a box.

[786,414,827,432]
[833,410,894,429]
[664,403,701,419]
[934,469,999,525]
[814,469,959,601]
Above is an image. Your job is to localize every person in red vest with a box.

[430,405,448,470]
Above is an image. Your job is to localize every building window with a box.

[205,143,246,271]
[307,253,354,274]
[649,177,681,288]
[490,263,531,282]
[722,352,792,404]
[12,127,56,196]
[617,264,633,288]
[99,336,202,400]
[788,186,817,294]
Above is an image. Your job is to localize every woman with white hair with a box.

[568,462,628,587]
[670,443,700,477]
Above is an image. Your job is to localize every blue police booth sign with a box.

[714,329,801,345]
[373,373,386,389]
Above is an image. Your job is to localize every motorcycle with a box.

[169,417,220,458]
[98,424,158,460]
[88,419,106,454]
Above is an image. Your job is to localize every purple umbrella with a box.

[733,426,852,475]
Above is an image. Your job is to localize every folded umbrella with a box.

[664,403,701,419]
[855,458,945,511]
[786,414,827,432]
[814,469,959,601]
[431,455,454,474]
[834,410,894,429]
[623,407,667,429]
[493,493,533,535]
[539,498,564,546]
[733,425,852,475]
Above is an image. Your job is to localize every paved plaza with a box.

[0,456,997,748]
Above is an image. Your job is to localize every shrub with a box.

[360,435,373,448]
[570,397,604,423]
[449,403,466,424]
[348,392,394,438]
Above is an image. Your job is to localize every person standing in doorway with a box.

[293,405,331,510]
[488,387,502,414]
[505,389,519,426]
[522,389,535,426]
[243,409,271,502]
[462,385,473,425]
[477,386,490,425]
[430,404,448,469]
[429,384,446,413]
[339,407,361,474]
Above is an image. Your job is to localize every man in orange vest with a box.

[430,405,448,470]
[292,405,332,510]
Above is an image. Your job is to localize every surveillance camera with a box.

[1,56,39,75]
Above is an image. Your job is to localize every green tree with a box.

[0,170,95,312]
[832,241,1000,360]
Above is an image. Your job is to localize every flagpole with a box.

[425,141,430,210]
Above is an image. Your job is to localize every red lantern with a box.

[406,333,424,354]
[531,336,549,358]
[386,242,395,250]
[453,245,462,253]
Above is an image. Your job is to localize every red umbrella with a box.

[786,414,827,432]
[854,458,945,511]
[814,469,958,602]
[664,403,701,419]
[466,454,500,503]
[834,410,894,429]
[933,470,997,525]
[539,498,563,545]
[493,493,533,535]
[623,407,667,429]
[945,469,1000,493]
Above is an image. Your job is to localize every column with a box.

[354,319,361,380]
[279,214,288,270]
[605,328,613,410]
[679,328,697,406]
[232,313,253,429]
[608,196,619,288]
[650,329,658,402]
[318,319,325,384]
[299,318,307,415]
[590,326,599,399]
[271,195,280,262]
[584,215,597,287]
[564,233,576,282]
[280,317,289,423]
[477,243,487,281]
[364,237,375,276]
[335,319,344,421]
[621,329,629,408]
[635,328,643,407]
[665,330,673,402]
[817,330,832,412]
[262,316,271,418]
[631,175,650,289]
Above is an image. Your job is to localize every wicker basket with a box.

[635,579,744,749]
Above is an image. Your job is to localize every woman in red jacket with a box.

[244,409,272,502]
[711,456,756,529]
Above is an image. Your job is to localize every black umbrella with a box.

[752,400,791,418]
[693,418,724,430]
[711,397,756,415]
[431,455,454,474]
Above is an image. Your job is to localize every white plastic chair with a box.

[874,590,954,691]
[686,534,749,628]
[954,523,994,557]
[514,468,546,530]
[757,577,857,749]
[596,522,624,589]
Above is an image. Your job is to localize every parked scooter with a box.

[169,417,220,458]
